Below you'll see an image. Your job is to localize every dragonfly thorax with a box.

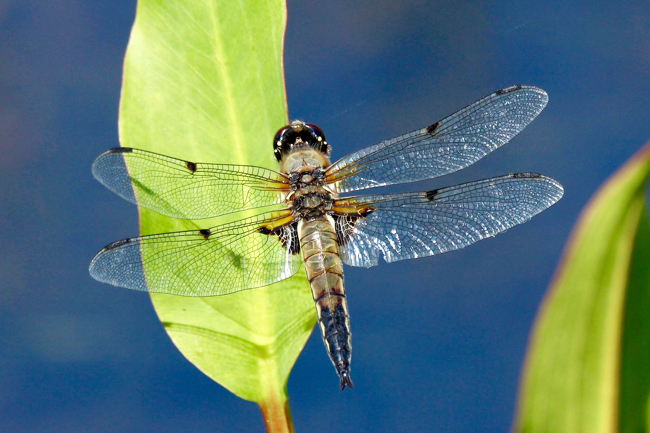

[279,147,331,173]
[288,167,326,189]
[289,186,335,220]
[281,146,336,221]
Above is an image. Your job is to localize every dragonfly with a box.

[89,85,563,390]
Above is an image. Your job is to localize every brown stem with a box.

[259,391,295,433]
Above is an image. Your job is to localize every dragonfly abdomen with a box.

[298,216,354,390]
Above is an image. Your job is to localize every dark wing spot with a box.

[359,207,374,218]
[257,226,273,235]
[426,121,440,136]
[199,229,211,239]
[425,188,441,201]
[185,161,197,173]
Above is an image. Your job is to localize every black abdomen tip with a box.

[339,371,354,390]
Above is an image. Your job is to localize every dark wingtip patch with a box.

[426,121,440,135]
[199,229,211,239]
[510,172,541,179]
[496,85,524,95]
[103,237,134,251]
[108,147,133,154]
[426,188,441,201]
[185,161,197,173]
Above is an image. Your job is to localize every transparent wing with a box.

[92,148,289,219]
[326,86,549,193]
[335,174,563,267]
[89,212,301,296]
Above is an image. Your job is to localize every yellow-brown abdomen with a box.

[299,217,353,389]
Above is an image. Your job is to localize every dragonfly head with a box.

[273,120,331,162]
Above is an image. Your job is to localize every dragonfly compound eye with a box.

[273,121,330,161]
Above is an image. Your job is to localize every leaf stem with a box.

[259,391,295,433]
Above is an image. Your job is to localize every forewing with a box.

[335,174,563,267]
[326,86,548,193]
[92,148,289,219]
[89,212,301,296]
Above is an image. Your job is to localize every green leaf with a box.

[118,0,316,421]
[514,141,650,432]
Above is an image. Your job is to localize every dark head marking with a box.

[273,120,330,162]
